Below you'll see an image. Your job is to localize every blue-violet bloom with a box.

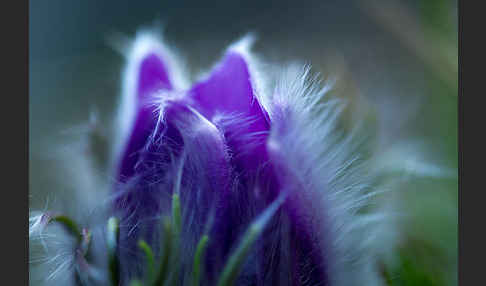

[29,31,387,286]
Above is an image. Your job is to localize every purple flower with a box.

[112,31,383,286]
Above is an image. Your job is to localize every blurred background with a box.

[29,0,457,285]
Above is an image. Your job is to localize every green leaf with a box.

[192,235,209,286]
[216,193,287,286]
[154,218,173,286]
[172,194,182,236]
[138,240,156,283]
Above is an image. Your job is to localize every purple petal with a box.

[112,37,332,285]
[117,52,173,181]
[115,98,237,281]
[189,51,270,173]
[186,49,329,284]
[186,50,281,282]
[113,41,181,279]
[264,105,330,286]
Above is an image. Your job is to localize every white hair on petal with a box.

[29,203,112,286]
[270,64,390,286]
[190,34,275,120]
[112,28,190,173]
[29,124,113,285]
[226,33,275,117]
[29,213,77,286]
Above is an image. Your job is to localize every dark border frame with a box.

[21,0,464,285]
[5,0,28,284]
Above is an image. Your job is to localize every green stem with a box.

[216,193,287,286]
[154,218,173,286]
[138,240,156,283]
[107,217,120,286]
[192,235,209,286]
[51,215,82,243]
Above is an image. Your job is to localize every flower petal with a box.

[116,33,179,181]
[188,46,270,173]
[262,118,329,286]
[115,99,235,281]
